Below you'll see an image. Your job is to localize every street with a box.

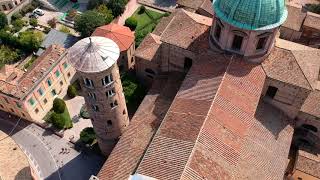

[0,114,105,180]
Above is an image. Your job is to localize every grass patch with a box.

[129,7,168,47]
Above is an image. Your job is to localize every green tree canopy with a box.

[87,0,102,10]
[74,10,106,37]
[80,127,96,144]
[18,30,43,52]
[53,98,66,113]
[0,12,7,29]
[107,0,128,17]
[95,4,114,24]
[29,18,38,28]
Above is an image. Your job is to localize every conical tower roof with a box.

[67,36,120,73]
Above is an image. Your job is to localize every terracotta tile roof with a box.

[282,3,306,31]
[199,0,214,16]
[160,9,212,52]
[262,43,312,90]
[135,52,230,179]
[97,73,184,180]
[0,45,66,99]
[304,12,320,31]
[275,39,320,89]
[135,33,162,61]
[92,23,134,52]
[182,59,293,180]
[300,90,320,117]
[295,149,320,178]
[176,0,205,10]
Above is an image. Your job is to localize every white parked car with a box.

[33,8,44,16]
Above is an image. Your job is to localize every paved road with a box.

[0,114,105,180]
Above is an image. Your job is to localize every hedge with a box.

[53,98,66,113]
[125,17,137,31]
[67,85,77,98]
[80,127,96,144]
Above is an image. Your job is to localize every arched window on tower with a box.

[256,32,271,51]
[184,57,192,71]
[301,124,318,133]
[145,68,155,75]
[231,35,244,51]
[214,19,223,42]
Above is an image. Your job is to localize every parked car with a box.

[29,13,39,19]
[33,8,44,16]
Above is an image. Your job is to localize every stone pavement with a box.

[64,96,93,142]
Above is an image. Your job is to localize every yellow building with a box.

[0,45,76,123]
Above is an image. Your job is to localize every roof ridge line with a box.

[180,55,233,178]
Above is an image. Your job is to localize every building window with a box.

[35,108,39,114]
[14,1,18,5]
[38,88,44,96]
[231,35,244,51]
[131,57,134,63]
[0,104,3,108]
[10,108,14,113]
[28,98,35,106]
[184,57,192,70]
[63,62,68,69]
[67,72,71,78]
[60,81,63,86]
[22,113,25,117]
[47,79,52,86]
[84,78,94,88]
[2,5,7,11]
[55,70,60,77]
[110,100,118,108]
[51,89,57,96]
[8,3,12,9]
[107,120,112,126]
[265,86,278,99]
[123,109,126,114]
[301,124,318,133]
[88,92,96,100]
[43,98,48,104]
[16,102,22,108]
[256,36,268,50]
[106,88,115,97]
[214,23,222,41]
[102,74,113,86]
[92,105,99,112]
[4,97,9,103]
[145,68,155,75]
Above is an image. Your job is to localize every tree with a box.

[87,0,102,10]
[66,9,77,21]
[12,19,25,32]
[125,17,137,31]
[138,6,146,14]
[18,30,43,52]
[11,12,23,21]
[0,12,7,29]
[95,4,114,24]
[74,10,106,37]
[51,112,65,129]
[53,98,66,113]
[29,18,38,28]
[67,85,77,98]
[107,0,128,17]
[47,18,57,28]
[80,127,96,144]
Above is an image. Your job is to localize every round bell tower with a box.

[68,36,129,155]
[210,0,288,63]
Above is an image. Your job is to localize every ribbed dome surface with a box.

[213,0,288,30]
[67,36,120,73]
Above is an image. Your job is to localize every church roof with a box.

[213,0,288,30]
[67,36,120,73]
[92,23,134,52]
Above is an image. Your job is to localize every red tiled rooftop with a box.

[92,23,134,52]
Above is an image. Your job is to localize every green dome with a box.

[213,0,288,30]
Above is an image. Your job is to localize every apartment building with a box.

[0,45,76,123]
